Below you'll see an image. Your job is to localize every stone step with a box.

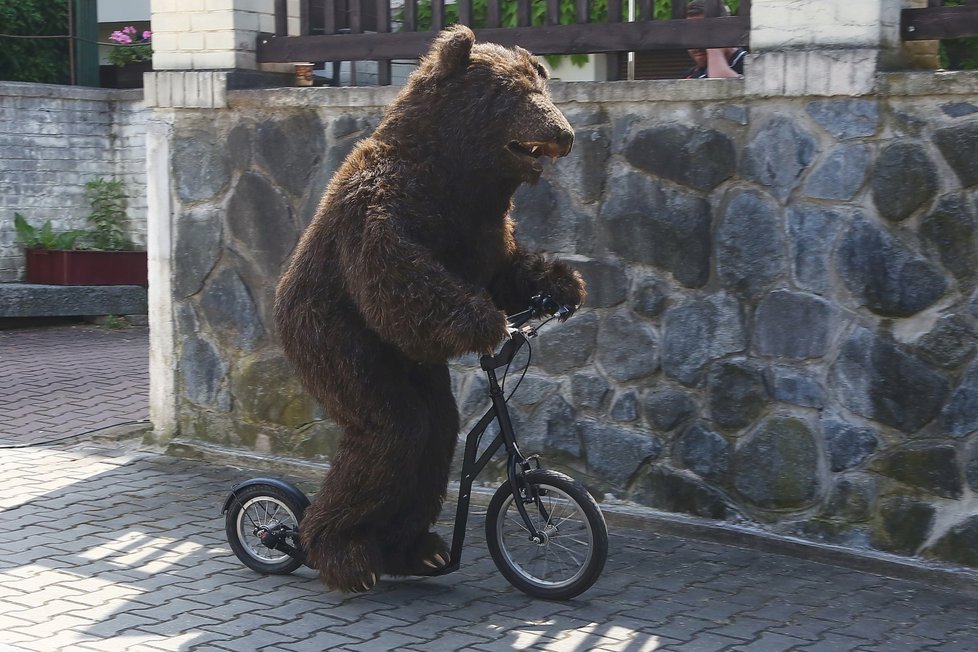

[0,283,148,318]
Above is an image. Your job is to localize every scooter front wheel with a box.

[486,469,608,600]
[225,484,305,575]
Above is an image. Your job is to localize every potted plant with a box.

[101,26,152,89]
[16,178,148,286]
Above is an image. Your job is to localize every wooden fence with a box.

[256,0,751,84]
[902,0,978,41]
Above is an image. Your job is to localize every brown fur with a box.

[274,25,586,593]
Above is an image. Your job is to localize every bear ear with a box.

[424,24,475,79]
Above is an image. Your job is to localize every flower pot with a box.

[99,61,152,89]
[25,249,148,286]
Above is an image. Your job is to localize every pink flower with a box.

[142,31,152,41]
[123,26,137,35]
[109,30,132,44]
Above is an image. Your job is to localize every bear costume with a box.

[274,24,586,593]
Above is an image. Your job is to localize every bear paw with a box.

[308,540,382,593]
[385,531,451,576]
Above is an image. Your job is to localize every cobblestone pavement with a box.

[2,440,978,652]
[0,324,149,447]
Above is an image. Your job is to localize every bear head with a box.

[378,25,574,185]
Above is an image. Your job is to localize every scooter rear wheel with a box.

[225,484,305,575]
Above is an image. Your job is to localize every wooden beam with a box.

[256,17,750,62]
[902,6,978,40]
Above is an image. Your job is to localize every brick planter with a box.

[25,249,148,286]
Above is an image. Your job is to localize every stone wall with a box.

[0,82,150,282]
[158,73,978,570]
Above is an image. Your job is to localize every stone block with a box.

[871,142,938,222]
[716,189,787,299]
[596,310,658,382]
[579,419,662,489]
[733,416,819,510]
[752,290,834,360]
[707,360,766,432]
[0,283,148,318]
[871,443,962,499]
[662,293,746,386]
[741,116,816,202]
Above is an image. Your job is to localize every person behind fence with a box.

[684,0,747,79]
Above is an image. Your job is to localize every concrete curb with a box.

[162,436,978,597]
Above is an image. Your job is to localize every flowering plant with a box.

[107,26,152,67]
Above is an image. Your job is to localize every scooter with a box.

[223,295,608,600]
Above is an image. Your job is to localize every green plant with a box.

[107,26,152,67]
[0,0,70,83]
[397,0,741,67]
[13,213,87,250]
[939,1,978,70]
[83,178,131,251]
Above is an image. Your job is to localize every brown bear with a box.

[274,24,586,593]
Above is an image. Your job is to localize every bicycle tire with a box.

[486,469,608,600]
[225,484,305,575]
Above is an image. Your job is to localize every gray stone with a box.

[871,443,962,499]
[579,420,662,488]
[596,310,658,382]
[513,178,594,256]
[967,440,978,492]
[786,203,846,294]
[805,99,880,140]
[733,416,819,510]
[753,290,834,360]
[534,310,598,375]
[823,474,876,522]
[707,360,766,431]
[610,391,639,422]
[630,271,671,318]
[599,166,712,288]
[766,366,825,408]
[678,423,730,483]
[716,189,787,300]
[934,123,978,188]
[925,516,978,569]
[553,126,611,205]
[173,205,222,298]
[941,102,978,118]
[916,314,977,369]
[871,142,938,222]
[225,171,299,281]
[641,388,696,432]
[662,293,747,386]
[624,124,736,191]
[458,373,489,421]
[519,395,581,459]
[802,143,871,201]
[255,111,326,197]
[741,116,817,201]
[227,123,253,170]
[570,372,610,412]
[941,360,978,438]
[719,104,748,125]
[831,328,950,433]
[874,496,936,556]
[631,465,735,520]
[505,374,559,408]
[572,258,628,309]
[920,193,978,292]
[822,417,879,472]
[179,336,229,410]
[836,217,947,318]
[198,265,264,351]
[173,126,232,203]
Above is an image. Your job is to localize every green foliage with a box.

[0,0,70,84]
[396,0,741,67]
[83,178,131,251]
[939,1,978,70]
[13,213,87,250]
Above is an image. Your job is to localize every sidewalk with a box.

[0,323,149,447]
[2,326,978,651]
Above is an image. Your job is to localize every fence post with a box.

[746,0,906,97]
